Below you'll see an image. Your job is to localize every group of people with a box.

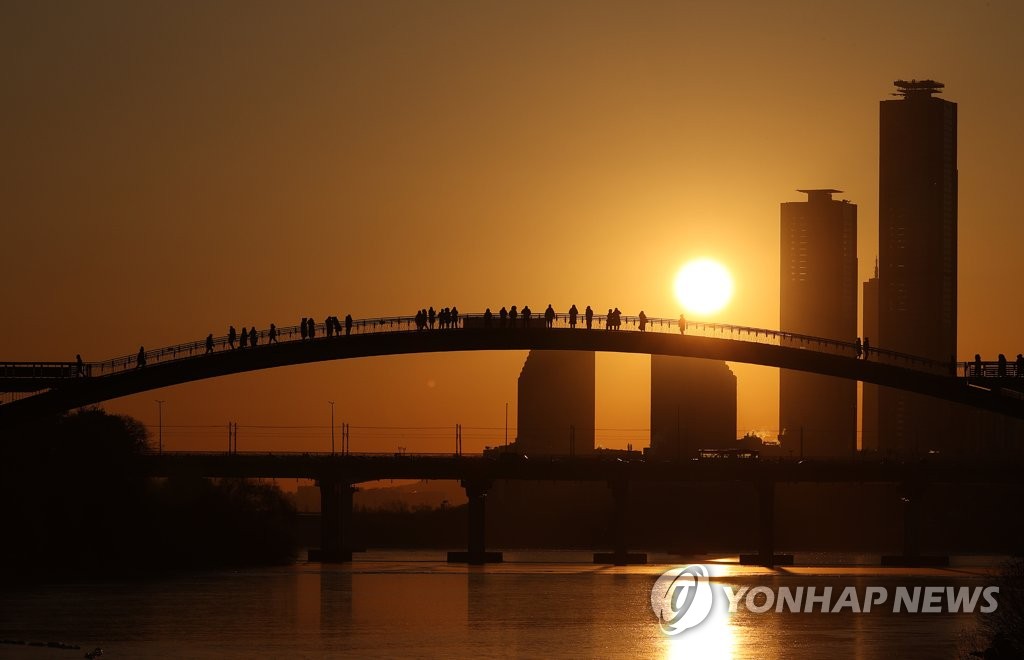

[218,324,279,352]
[972,353,1024,378]
[301,315,354,339]
[414,307,459,330]
[853,337,872,359]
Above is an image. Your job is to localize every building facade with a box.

[649,355,736,459]
[779,189,858,457]
[516,350,595,455]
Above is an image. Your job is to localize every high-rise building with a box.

[516,350,594,455]
[649,355,736,459]
[779,189,858,457]
[877,79,957,454]
[861,261,880,452]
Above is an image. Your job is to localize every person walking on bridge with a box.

[228,325,237,349]
[638,310,647,332]
[428,307,436,329]
[484,308,493,328]
[345,314,353,335]
[300,319,308,341]
[854,337,862,359]
[522,305,532,328]
[569,304,578,329]
[509,306,518,327]
[76,354,85,376]
[544,304,555,328]
[269,323,278,344]
[136,346,146,369]
[239,327,248,349]
[307,317,316,339]
[678,314,686,335]
[585,305,593,330]
[205,334,214,354]
[862,337,870,359]
[249,327,259,347]
[499,306,508,328]
[451,306,460,328]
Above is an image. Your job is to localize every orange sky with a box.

[3,1,1023,453]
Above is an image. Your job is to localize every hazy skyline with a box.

[3,1,1023,452]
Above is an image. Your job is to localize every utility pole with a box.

[505,402,509,447]
[155,400,165,454]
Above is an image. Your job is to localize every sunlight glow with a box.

[673,259,734,316]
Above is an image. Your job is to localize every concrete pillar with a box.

[448,479,502,564]
[740,481,793,567]
[309,480,356,563]
[882,481,948,566]
[594,480,646,565]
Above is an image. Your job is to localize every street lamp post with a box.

[155,399,165,454]
[329,401,336,455]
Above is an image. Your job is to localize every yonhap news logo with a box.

[650,565,999,636]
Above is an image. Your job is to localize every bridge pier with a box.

[739,481,793,567]
[448,479,502,564]
[594,480,647,565]
[309,480,357,563]
[881,481,948,567]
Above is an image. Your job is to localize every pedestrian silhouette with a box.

[974,353,982,377]
[205,334,214,354]
[300,318,308,341]
[250,327,258,347]
[678,314,686,335]
[638,310,647,332]
[484,308,493,328]
[269,323,278,343]
[239,326,248,349]
[451,306,460,328]
[545,304,555,328]
[76,353,85,376]
[136,346,146,368]
[326,316,334,338]
[585,305,593,330]
[509,305,518,327]
[522,305,532,328]
[569,304,578,329]
[499,306,508,328]
[854,337,862,359]
[428,307,436,329]
[229,325,237,349]
[863,337,870,359]
[345,314,353,335]
[998,353,1007,378]
[308,317,316,339]
[606,309,613,330]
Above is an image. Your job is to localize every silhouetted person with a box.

[569,304,578,329]
[499,306,508,328]
[509,305,518,327]
[522,305,532,328]
[585,305,593,330]
[76,353,85,376]
[300,318,308,341]
[975,353,982,377]
[428,306,436,329]
[862,337,870,359]
[250,327,258,347]
[543,304,555,328]
[239,326,248,349]
[307,317,316,339]
[345,314,353,335]
[205,334,214,354]
[678,314,686,335]
[998,353,1007,378]
[854,337,862,359]
[136,346,146,369]
[269,323,278,343]
[325,316,334,338]
[451,306,459,328]
[638,310,647,332]
[484,308,493,328]
[613,308,621,330]
[606,309,613,330]
[228,325,237,349]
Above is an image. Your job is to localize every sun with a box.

[673,258,734,316]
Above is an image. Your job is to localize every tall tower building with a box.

[779,189,858,457]
[649,355,736,459]
[861,260,880,452]
[877,79,957,454]
[516,350,595,455]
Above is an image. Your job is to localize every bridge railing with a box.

[8,310,959,383]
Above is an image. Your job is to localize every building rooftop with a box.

[893,79,944,98]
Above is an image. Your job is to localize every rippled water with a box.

[0,552,1000,658]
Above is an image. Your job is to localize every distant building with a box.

[861,261,880,452]
[649,355,736,459]
[779,189,858,457]
[877,79,957,454]
[516,350,595,455]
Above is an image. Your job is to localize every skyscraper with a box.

[649,355,736,459]
[779,189,858,457]
[876,79,957,454]
[516,350,595,455]
[861,261,880,452]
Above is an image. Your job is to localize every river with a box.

[0,552,1002,658]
